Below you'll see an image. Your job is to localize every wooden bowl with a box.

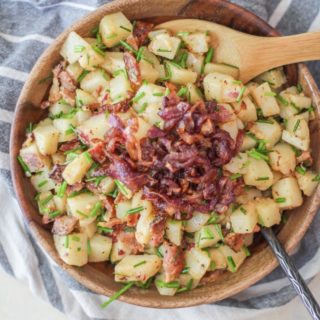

[10,0,320,308]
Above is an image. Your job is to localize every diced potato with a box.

[184,212,210,232]
[37,191,56,214]
[179,273,199,289]
[79,220,96,239]
[148,29,168,40]
[75,109,92,125]
[88,234,112,263]
[132,83,165,113]
[115,254,162,282]
[101,52,125,75]
[185,248,210,280]
[67,192,100,220]
[236,187,262,204]
[204,63,239,79]
[148,33,181,60]
[115,199,132,221]
[62,152,93,185]
[203,72,242,103]
[231,96,257,122]
[76,89,97,107]
[195,224,223,248]
[181,32,209,53]
[272,177,303,209]
[288,94,312,109]
[99,12,133,47]
[53,117,77,142]
[207,248,227,270]
[49,100,73,117]
[285,116,310,152]
[98,177,115,195]
[166,219,183,246]
[230,201,257,233]
[167,62,197,85]
[186,83,203,103]
[219,120,238,141]
[20,143,51,173]
[269,143,296,176]
[51,153,66,165]
[110,73,132,103]
[296,171,319,196]
[132,117,152,140]
[139,59,159,83]
[186,52,204,74]
[66,62,83,81]
[254,198,280,227]
[80,69,109,94]
[53,194,67,213]
[30,171,55,192]
[255,68,286,89]
[224,152,249,174]
[251,82,280,117]
[77,113,110,144]
[243,157,273,190]
[249,119,282,149]
[60,31,104,70]
[54,233,88,266]
[218,245,246,272]
[282,130,309,151]
[110,239,132,263]
[155,273,179,296]
[33,120,60,156]
[240,134,257,152]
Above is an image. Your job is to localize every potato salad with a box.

[18,11,319,298]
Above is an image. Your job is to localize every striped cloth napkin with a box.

[0,1,319,319]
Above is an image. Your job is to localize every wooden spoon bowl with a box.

[10,0,320,308]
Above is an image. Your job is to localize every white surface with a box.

[0,269,67,320]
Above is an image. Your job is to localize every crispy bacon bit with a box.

[297,150,313,165]
[99,218,122,229]
[126,35,139,51]
[118,231,143,254]
[67,181,84,195]
[88,141,106,163]
[59,140,81,152]
[42,214,54,225]
[133,21,154,46]
[123,52,141,87]
[127,213,139,227]
[162,241,184,282]
[52,216,78,235]
[224,232,245,252]
[58,70,76,92]
[49,164,65,183]
[150,215,166,246]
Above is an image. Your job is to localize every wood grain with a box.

[9,0,320,308]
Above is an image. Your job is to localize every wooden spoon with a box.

[156,19,320,83]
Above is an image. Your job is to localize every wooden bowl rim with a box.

[9,0,320,309]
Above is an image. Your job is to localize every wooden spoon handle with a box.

[241,31,320,82]
[261,227,320,320]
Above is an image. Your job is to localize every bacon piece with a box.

[49,164,65,184]
[150,215,166,246]
[118,231,143,254]
[126,35,139,51]
[59,140,81,152]
[58,70,76,92]
[52,216,78,235]
[133,21,154,46]
[67,182,85,195]
[224,232,245,252]
[123,52,141,87]
[88,141,106,163]
[99,218,123,229]
[162,241,184,282]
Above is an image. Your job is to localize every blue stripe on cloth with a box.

[0,121,10,153]
[0,78,24,112]
[27,230,65,312]
[0,241,14,275]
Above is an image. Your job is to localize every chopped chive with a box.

[154,121,162,128]
[65,124,77,135]
[57,181,67,198]
[177,87,188,98]
[177,31,189,37]
[76,210,88,218]
[227,256,236,272]
[90,202,102,218]
[312,174,320,182]
[127,206,145,215]
[132,92,146,103]
[308,106,314,113]
[77,69,90,82]
[177,279,193,293]
[178,51,188,68]
[209,261,217,270]
[120,25,132,32]
[74,45,85,53]
[200,226,214,241]
[243,245,251,257]
[107,187,119,198]
[232,80,242,85]
[133,260,147,268]
[276,94,289,106]
[101,282,134,308]
[113,68,127,78]
[264,91,277,97]
[293,119,300,133]
[17,156,31,177]
[105,33,118,39]
[155,280,180,289]
[248,149,269,162]
[256,119,273,124]
[91,25,99,36]
[26,122,34,133]
[157,48,172,52]
[204,48,214,65]
[40,195,53,207]
[71,235,81,242]
[152,92,164,97]
[38,74,53,84]
[207,213,219,224]
[136,47,144,62]
[297,83,303,93]
[37,180,48,188]
[91,45,105,57]
[275,197,286,203]
[114,179,128,196]
[214,224,224,240]
[83,151,93,163]
[156,247,163,258]
[135,277,153,289]
[230,173,242,180]
[119,40,137,54]
[48,210,61,219]
[295,165,306,175]
[236,86,246,103]
[239,207,247,214]
[87,240,91,255]
[64,235,69,248]
[181,267,190,274]
[67,189,92,198]
[124,226,135,233]
[86,175,106,187]
[256,176,269,181]
[290,102,300,112]
[165,87,170,96]
[97,226,113,233]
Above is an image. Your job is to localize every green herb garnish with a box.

[256,176,269,181]
[17,156,31,177]
[77,69,90,82]
[293,119,300,133]
[236,86,246,103]
[57,181,67,198]
[120,25,132,32]
[264,91,277,97]
[37,180,48,188]
[295,165,306,175]
[248,149,269,161]
[74,45,85,53]
[155,280,180,289]
[230,173,242,180]
[132,92,146,103]
[204,47,214,65]
[127,206,145,215]
[227,256,236,272]
[100,282,134,308]
[275,197,286,203]
[114,179,128,196]
[97,226,113,233]
[133,260,147,268]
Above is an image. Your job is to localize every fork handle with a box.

[261,227,320,320]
